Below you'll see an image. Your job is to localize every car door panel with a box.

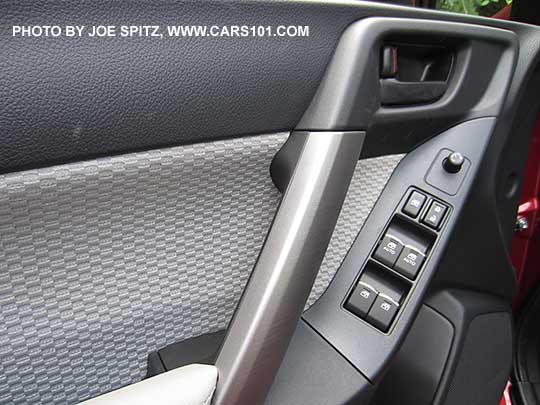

[3,1,540,404]
[0,130,401,403]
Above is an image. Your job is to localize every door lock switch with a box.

[345,282,378,319]
[402,190,426,218]
[373,234,404,268]
[422,201,448,229]
[394,246,426,280]
[366,294,400,332]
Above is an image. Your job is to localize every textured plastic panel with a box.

[0,133,402,404]
[307,153,403,307]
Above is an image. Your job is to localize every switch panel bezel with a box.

[343,187,451,334]
[303,118,498,382]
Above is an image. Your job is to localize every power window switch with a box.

[366,294,400,332]
[402,191,426,218]
[394,246,426,280]
[345,282,378,319]
[373,234,404,268]
[422,200,448,229]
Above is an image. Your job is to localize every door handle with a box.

[213,130,365,405]
[379,44,451,106]
[380,78,448,106]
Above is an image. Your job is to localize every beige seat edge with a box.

[78,364,218,405]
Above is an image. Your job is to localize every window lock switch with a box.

[402,191,426,218]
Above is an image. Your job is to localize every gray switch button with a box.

[394,246,426,279]
[423,201,448,229]
[366,294,400,332]
[402,191,426,218]
[345,282,378,319]
[373,234,404,268]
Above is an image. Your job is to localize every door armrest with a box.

[78,364,217,405]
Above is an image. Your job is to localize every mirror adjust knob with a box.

[443,152,464,173]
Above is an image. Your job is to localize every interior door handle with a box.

[380,78,448,106]
[213,130,365,404]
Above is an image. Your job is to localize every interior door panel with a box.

[3,1,540,404]
[0,131,401,403]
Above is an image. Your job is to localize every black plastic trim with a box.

[1,2,538,173]
[303,118,508,382]
[266,320,374,405]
